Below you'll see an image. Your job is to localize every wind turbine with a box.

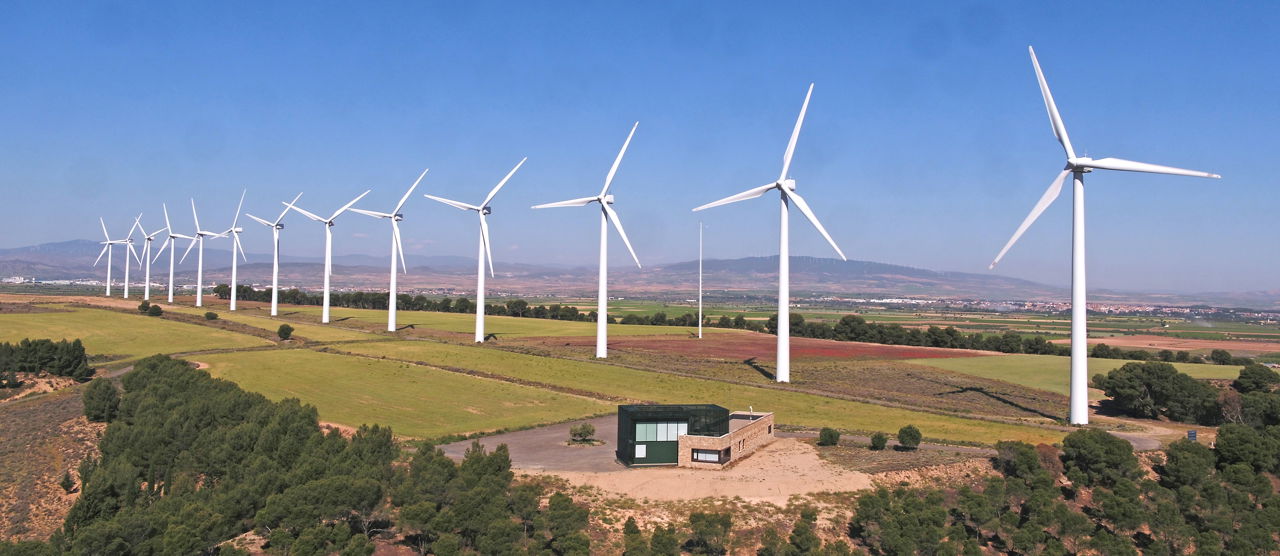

[223,190,249,311]
[693,83,846,383]
[351,169,428,332]
[153,204,195,304]
[120,217,141,299]
[287,190,371,324]
[245,193,303,316]
[179,199,227,308]
[131,215,168,301]
[533,123,641,358]
[988,46,1221,426]
[424,158,526,342]
[93,218,138,297]
[698,221,703,339]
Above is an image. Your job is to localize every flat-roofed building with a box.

[616,404,775,469]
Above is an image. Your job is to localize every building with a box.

[616,404,775,469]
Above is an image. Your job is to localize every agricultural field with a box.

[273,304,707,338]
[160,301,382,342]
[197,349,611,439]
[905,354,1243,396]
[0,304,270,362]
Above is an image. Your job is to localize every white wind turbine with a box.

[351,169,428,332]
[698,221,703,339]
[93,218,139,298]
[179,199,227,308]
[131,215,168,301]
[222,190,249,311]
[693,83,846,383]
[153,204,196,304]
[424,158,526,342]
[245,193,303,316]
[533,123,641,358]
[989,46,1221,425]
[287,191,371,324]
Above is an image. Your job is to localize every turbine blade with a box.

[99,217,110,241]
[601,122,638,197]
[127,242,142,267]
[231,189,246,229]
[235,234,247,262]
[350,208,392,219]
[1029,46,1075,160]
[162,203,172,232]
[781,188,846,261]
[479,213,495,277]
[392,221,407,274]
[93,244,109,266]
[990,168,1071,269]
[245,213,273,227]
[287,203,326,222]
[191,199,201,233]
[394,169,428,214]
[482,157,526,208]
[532,196,598,209]
[602,203,641,268]
[277,192,303,224]
[328,190,371,221]
[423,194,478,211]
[153,238,170,264]
[179,237,198,264]
[1081,157,1221,179]
[692,183,776,211]
[780,82,814,181]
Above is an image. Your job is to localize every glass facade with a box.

[635,421,688,442]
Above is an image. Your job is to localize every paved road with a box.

[439,415,624,472]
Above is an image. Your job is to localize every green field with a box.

[198,349,611,439]
[278,305,709,338]
[0,305,271,362]
[335,340,1064,445]
[162,304,382,342]
[906,354,1243,396]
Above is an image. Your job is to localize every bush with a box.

[146,305,163,317]
[82,378,119,423]
[869,432,888,451]
[1234,364,1280,394]
[204,312,218,321]
[277,324,294,341]
[59,471,75,493]
[817,427,840,446]
[137,301,150,313]
[897,425,921,450]
[569,422,595,444]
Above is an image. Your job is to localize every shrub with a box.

[277,324,294,341]
[204,311,218,320]
[146,305,163,317]
[869,432,888,451]
[82,378,119,423]
[59,471,75,493]
[1234,364,1280,394]
[897,425,921,450]
[817,427,840,446]
[137,300,150,313]
[569,422,595,444]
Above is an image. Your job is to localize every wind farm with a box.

[0,4,1273,554]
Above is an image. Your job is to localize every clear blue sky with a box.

[0,2,1275,293]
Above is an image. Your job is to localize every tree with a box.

[869,432,888,451]
[1093,361,1220,424]
[1234,364,1280,394]
[82,378,119,422]
[1160,438,1215,488]
[59,471,75,493]
[649,525,679,556]
[1213,423,1278,472]
[1060,428,1139,488]
[622,517,649,556]
[897,425,921,450]
[277,324,294,341]
[817,428,840,446]
[212,284,231,299]
[137,301,150,313]
[146,305,162,317]
[687,512,731,555]
[204,311,218,320]
[569,423,595,444]
[1210,349,1234,365]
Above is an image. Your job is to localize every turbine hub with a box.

[781,179,797,191]
[602,194,615,204]
[393,213,404,222]
[481,206,492,215]
[326,221,335,227]
[275,223,284,230]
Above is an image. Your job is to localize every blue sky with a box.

[0,2,1275,292]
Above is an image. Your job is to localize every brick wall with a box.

[677,412,775,469]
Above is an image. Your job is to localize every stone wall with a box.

[677,412,775,469]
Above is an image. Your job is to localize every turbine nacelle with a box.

[779,179,797,191]
[600,194,615,205]
[481,206,492,216]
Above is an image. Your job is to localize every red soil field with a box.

[528,331,991,362]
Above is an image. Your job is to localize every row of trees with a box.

[2,354,591,555]
[0,338,92,381]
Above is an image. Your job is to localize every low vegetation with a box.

[817,427,840,447]
[896,425,921,451]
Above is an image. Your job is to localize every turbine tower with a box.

[153,203,195,304]
[698,221,703,339]
[246,193,303,316]
[223,190,248,311]
[287,191,370,324]
[120,217,141,299]
[132,215,168,301]
[351,169,428,332]
[425,158,526,342]
[533,123,641,358]
[93,218,137,297]
[989,47,1221,425]
[179,199,227,308]
[693,83,846,383]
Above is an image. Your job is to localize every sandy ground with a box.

[538,438,872,505]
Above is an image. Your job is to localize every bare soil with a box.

[1052,334,1280,356]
